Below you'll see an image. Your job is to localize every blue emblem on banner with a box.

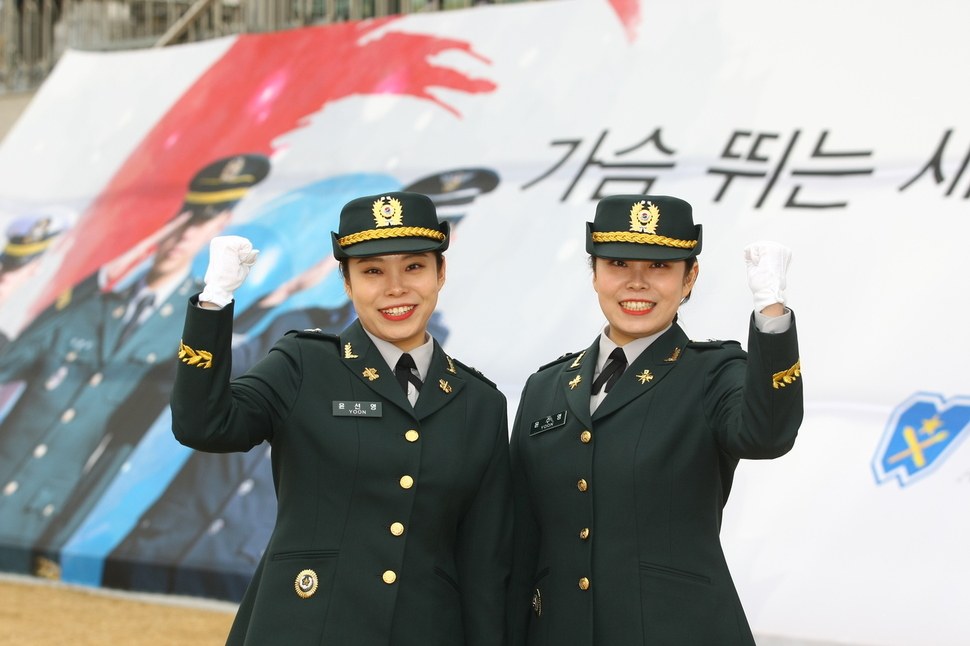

[872,393,970,487]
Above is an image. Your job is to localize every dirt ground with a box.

[0,574,236,645]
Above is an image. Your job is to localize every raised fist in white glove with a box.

[199,236,259,308]
[744,241,791,313]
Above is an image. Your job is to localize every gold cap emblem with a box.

[372,196,404,227]
[629,200,661,234]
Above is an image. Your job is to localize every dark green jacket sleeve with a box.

[704,312,803,460]
[171,296,300,453]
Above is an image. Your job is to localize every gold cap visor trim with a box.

[338,226,446,248]
[590,231,698,249]
[4,239,55,257]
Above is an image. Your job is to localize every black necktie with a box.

[590,347,627,395]
[395,353,423,394]
[117,292,154,350]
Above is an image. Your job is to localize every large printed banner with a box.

[0,1,967,644]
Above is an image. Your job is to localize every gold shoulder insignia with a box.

[772,359,801,389]
[178,340,212,369]
[344,343,358,359]
[55,287,72,311]
[570,350,587,369]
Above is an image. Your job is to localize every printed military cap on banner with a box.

[182,154,271,221]
[331,191,450,260]
[403,168,500,208]
[0,213,71,269]
[586,194,703,261]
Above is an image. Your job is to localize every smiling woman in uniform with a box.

[508,195,803,645]
[171,191,512,646]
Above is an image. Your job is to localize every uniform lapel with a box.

[339,320,415,417]
[561,340,598,431]
[413,343,466,421]
[591,324,689,421]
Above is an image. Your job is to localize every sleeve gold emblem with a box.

[178,340,212,369]
[362,367,380,381]
[372,196,404,227]
[295,569,318,598]
[772,359,802,389]
[568,375,582,390]
[629,200,661,234]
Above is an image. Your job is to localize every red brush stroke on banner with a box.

[608,0,641,42]
[35,19,495,313]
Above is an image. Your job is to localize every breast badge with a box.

[872,393,970,486]
[295,569,318,598]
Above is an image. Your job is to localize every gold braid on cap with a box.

[590,231,698,249]
[184,187,251,205]
[338,227,446,247]
[4,239,54,257]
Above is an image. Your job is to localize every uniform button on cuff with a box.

[382,570,397,584]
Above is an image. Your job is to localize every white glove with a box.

[199,236,259,308]
[744,241,791,313]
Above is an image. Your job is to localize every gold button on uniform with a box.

[577,479,588,492]
[65,351,78,362]
[390,522,405,536]
[382,570,397,584]
[405,430,419,442]
[580,430,592,443]
[579,527,590,540]
[89,373,103,387]
[61,408,76,424]
[399,475,414,489]
[578,577,590,590]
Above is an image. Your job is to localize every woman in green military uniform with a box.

[172,192,511,646]
[508,195,803,645]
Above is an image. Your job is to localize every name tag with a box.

[530,411,567,435]
[333,401,383,417]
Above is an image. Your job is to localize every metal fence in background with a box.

[0,0,519,93]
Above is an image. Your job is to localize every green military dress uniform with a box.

[171,192,512,646]
[507,196,804,646]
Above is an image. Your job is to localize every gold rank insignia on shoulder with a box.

[664,347,681,362]
[636,370,654,384]
[344,343,358,359]
[362,367,380,381]
[568,375,582,390]
[570,350,587,369]
[445,355,457,375]
[178,340,212,369]
[373,196,404,227]
[439,379,453,393]
[629,200,661,234]
[295,569,318,598]
[772,359,801,389]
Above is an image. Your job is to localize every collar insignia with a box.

[636,369,654,384]
[445,355,457,375]
[568,375,582,390]
[664,347,681,362]
[344,343,358,359]
[570,351,587,369]
[439,379,453,393]
[362,367,380,381]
